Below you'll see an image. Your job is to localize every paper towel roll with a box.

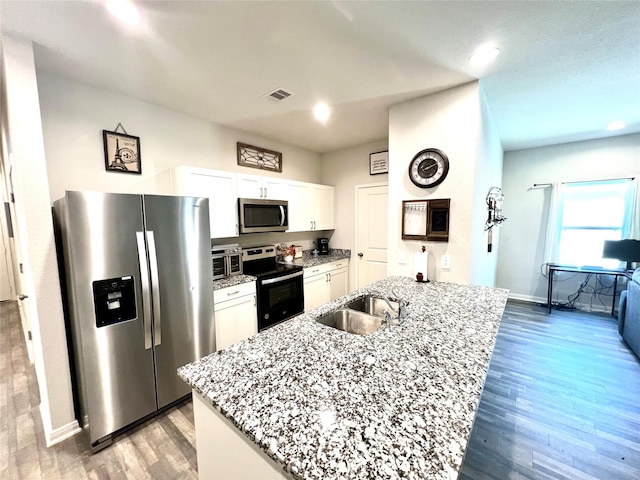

[413,250,428,280]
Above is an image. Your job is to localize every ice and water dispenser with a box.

[92,276,137,328]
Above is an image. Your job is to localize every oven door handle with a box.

[261,270,303,285]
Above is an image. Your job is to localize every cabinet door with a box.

[287,182,313,232]
[238,174,289,201]
[263,177,288,201]
[214,294,258,351]
[303,273,328,312]
[312,184,335,230]
[236,173,263,199]
[328,266,349,302]
[173,167,238,238]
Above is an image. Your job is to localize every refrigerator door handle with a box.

[147,231,162,346]
[136,231,153,350]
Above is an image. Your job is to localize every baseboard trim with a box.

[508,292,612,314]
[508,293,545,304]
[42,407,81,447]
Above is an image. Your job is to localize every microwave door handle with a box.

[279,205,286,226]
[147,231,162,347]
[136,232,153,350]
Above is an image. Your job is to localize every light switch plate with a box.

[398,251,407,264]
[441,254,451,269]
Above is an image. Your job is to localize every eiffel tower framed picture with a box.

[103,130,142,174]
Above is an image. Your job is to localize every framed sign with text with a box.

[369,150,389,175]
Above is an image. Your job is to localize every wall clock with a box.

[408,148,449,188]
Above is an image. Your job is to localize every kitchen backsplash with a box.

[211,232,333,251]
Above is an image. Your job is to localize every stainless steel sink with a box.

[345,295,398,318]
[316,309,383,335]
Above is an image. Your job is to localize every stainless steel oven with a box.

[242,245,304,331]
[211,244,242,280]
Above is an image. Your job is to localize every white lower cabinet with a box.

[213,282,257,351]
[303,260,349,311]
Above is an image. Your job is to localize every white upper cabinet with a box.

[168,166,333,237]
[237,173,288,201]
[287,181,335,232]
[170,166,238,238]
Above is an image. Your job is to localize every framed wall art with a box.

[103,130,141,174]
[237,142,282,172]
[369,150,389,175]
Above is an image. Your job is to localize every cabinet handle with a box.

[265,187,268,198]
[227,290,240,296]
[312,269,320,273]
[235,224,239,236]
[328,273,332,282]
[253,295,256,307]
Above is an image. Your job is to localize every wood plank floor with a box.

[2,299,640,479]
[460,301,640,480]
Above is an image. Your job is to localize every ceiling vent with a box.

[263,88,294,102]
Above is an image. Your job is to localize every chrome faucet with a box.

[382,288,409,326]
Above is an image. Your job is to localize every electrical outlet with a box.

[398,251,407,264]
[441,254,451,269]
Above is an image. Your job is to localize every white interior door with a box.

[5,162,34,362]
[0,199,15,301]
[356,184,388,289]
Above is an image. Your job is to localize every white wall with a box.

[388,81,503,285]
[321,139,389,288]
[37,72,323,203]
[469,89,504,286]
[497,133,640,306]
[1,36,79,446]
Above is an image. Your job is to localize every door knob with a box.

[18,294,29,300]
[357,252,364,258]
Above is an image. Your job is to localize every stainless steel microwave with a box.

[238,198,288,234]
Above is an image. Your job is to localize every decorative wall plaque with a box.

[237,142,282,173]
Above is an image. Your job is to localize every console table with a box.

[547,264,632,315]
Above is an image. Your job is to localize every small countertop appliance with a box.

[317,237,330,255]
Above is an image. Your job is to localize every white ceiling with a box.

[2,0,639,153]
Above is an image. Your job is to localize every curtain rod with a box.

[533,176,635,188]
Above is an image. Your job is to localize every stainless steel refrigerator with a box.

[54,191,215,451]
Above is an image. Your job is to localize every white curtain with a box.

[542,181,565,269]
[622,177,640,239]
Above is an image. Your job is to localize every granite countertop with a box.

[179,276,508,479]
[283,249,351,268]
[212,274,256,291]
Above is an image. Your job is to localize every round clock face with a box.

[408,148,449,188]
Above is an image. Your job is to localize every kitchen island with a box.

[178,276,508,479]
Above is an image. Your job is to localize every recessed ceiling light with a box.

[469,45,500,67]
[606,121,626,131]
[313,102,331,123]
[106,0,140,26]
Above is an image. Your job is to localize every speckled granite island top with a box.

[178,276,508,480]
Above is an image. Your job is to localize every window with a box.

[557,180,630,268]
